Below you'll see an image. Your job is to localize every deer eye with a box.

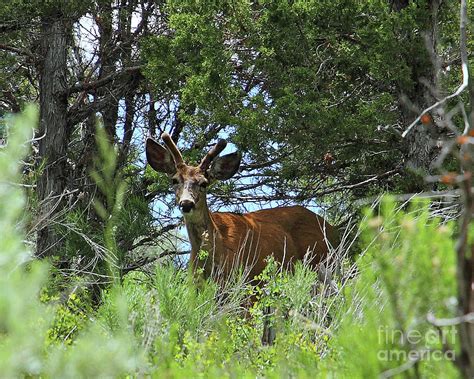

[199,180,208,188]
[171,178,179,185]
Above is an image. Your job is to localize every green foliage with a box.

[0,106,50,376]
[94,263,328,377]
[44,291,93,346]
[142,0,465,202]
[0,116,6,139]
[323,198,459,378]
[253,258,317,314]
[90,125,128,282]
[0,0,92,21]
[154,265,219,335]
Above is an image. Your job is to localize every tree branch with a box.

[428,312,474,327]
[122,249,190,274]
[66,65,143,95]
[0,44,34,59]
[129,222,181,251]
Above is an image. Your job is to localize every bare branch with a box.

[122,250,190,274]
[380,352,427,379]
[130,222,181,250]
[427,312,474,327]
[0,44,34,59]
[66,65,142,95]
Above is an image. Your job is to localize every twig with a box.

[122,250,190,274]
[427,312,474,327]
[379,352,427,378]
[130,222,181,250]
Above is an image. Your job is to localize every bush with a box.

[323,198,459,378]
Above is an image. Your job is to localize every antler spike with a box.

[199,139,227,170]
[161,132,184,167]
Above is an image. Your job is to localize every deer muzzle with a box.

[179,182,196,213]
[180,199,195,213]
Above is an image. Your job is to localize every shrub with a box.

[323,198,459,378]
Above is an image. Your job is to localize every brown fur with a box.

[190,204,337,282]
[146,136,337,283]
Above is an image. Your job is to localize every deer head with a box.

[146,133,241,214]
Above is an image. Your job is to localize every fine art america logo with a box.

[377,325,456,362]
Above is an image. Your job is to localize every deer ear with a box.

[146,138,176,174]
[208,152,241,180]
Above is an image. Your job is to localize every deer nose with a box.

[180,200,195,213]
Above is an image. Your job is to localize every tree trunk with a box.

[96,5,119,141]
[457,2,474,374]
[36,13,70,259]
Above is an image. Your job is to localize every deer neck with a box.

[183,197,216,254]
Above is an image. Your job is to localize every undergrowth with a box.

[0,108,462,378]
